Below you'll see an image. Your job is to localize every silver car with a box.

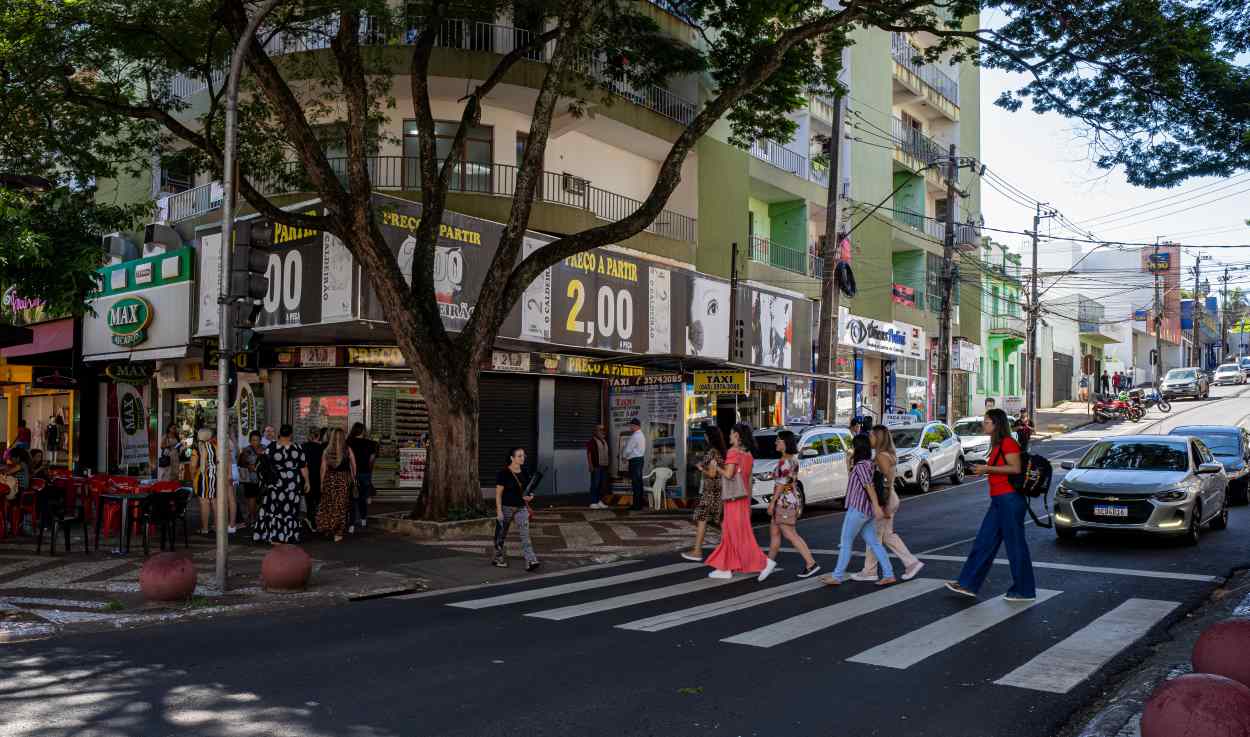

[1053,435,1229,545]
[891,422,965,494]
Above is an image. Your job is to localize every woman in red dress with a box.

[706,423,769,579]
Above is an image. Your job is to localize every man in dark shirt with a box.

[301,428,326,530]
[347,423,379,529]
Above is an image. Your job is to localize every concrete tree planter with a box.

[261,544,313,592]
[1141,673,1250,737]
[372,511,495,541]
[139,552,197,602]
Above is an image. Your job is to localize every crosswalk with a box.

[444,559,1182,694]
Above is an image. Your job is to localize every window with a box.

[936,425,953,441]
[1191,442,1204,469]
[991,359,1000,393]
[1078,442,1188,471]
[977,358,985,393]
[922,425,943,447]
[402,120,493,191]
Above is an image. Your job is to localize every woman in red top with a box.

[705,423,769,579]
[945,409,1037,601]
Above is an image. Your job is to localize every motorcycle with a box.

[1093,392,1143,423]
[1133,387,1171,413]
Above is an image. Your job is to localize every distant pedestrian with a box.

[14,419,31,449]
[1112,372,1122,392]
[237,431,263,529]
[683,426,727,562]
[262,425,276,449]
[945,409,1036,602]
[302,428,326,529]
[253,425,309,545]
[1013,411,1034,453]
[705,423,769,579]
[909,402,924,421]
[984,397,996,413]
[493,447,539,571]
[1101,370,1110,394]
[317,428,355,543]
[822,434,896,587]
[1078,375,1090,401]
[623,418,647,511]
[854,425,923,582]
[347,423,378,530]
[586,424,611,510]
[760,430,820,581]
[158,426,181,482]
[190,427,217,535]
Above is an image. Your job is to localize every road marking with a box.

[394,560,641,601]
[617,578,824,632]
[1,560,131,589]
[526,575,744,621]
[722,578,946,648]
[847,589,1061,669]
[915,554,1221,582]
[446,562,699,609]
[994,598,1179,693]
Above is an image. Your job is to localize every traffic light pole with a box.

[216,0,282,593]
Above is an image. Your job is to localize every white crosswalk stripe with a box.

[527,575,745,621]
[722,578,947,648]
[446,562,699,610]
[618,578,824,633]
[847,589,1062,669]
[993,598,1179,693]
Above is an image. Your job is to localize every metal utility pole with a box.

[1152,242,1163,385]
[937,144,958,424]
[815,95,846,423]
[1191,257,1209,367]
[216,0,283,593]
[1221,267,1231,361]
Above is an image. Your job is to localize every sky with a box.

[978,63,1250,301]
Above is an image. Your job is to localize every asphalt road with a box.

[4,385,1249,737]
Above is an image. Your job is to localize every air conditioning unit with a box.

[562,173,588,196]
[101,233,138,265]
[143,223,182,256]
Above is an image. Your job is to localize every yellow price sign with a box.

[694,370,749,395]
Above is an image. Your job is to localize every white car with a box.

[952,415,1019,464]
[1213,363,1245,386]
[750,425,855,508]
[891,422,965,494]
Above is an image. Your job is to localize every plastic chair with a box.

[9,478,45,535]
[643,467,674,511]
[36,480,89,555]
[135,489,191,556]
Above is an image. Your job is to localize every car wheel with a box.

[912,465,931,494]
[1055,526,1078,541]
[1211,495,1230,531]
[1183,504,1202,546]
[950,458,965,484]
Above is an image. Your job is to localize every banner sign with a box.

[118,383,149,467]
[784,377,813,426]
[883,412,913,427]
[85,248,194,361]
[693,370,749,395]
[839,308,925,360]
[891,283,916,308]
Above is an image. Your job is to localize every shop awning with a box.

[0,323,34,349]
[84,345,191,363]
[1,318,72,358]
[589,353,863,385]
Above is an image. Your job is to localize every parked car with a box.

[1240,356,1250,379]
[749,425,855,509]
[952,416,1018,465]
[1053,435,1229,544]
[1160,367,1210,400]
[1213,364,1245,386]
[890,422,964,494]
[1168,425,1250,504]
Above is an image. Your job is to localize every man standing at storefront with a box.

[623,418,647,511]
[586,425,610,510]
[348,423,378,529]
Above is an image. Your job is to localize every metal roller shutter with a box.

[284,370,349,396]
[1053,353,1074,404]
[553,379,603,449]
[478,375,538,483]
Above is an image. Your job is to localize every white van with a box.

[749,425,855,509]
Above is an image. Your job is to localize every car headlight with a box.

[897,452,916,463]
[969,443,989,455]
[1056,485,1076,499]
[753,471,775,482]
[1153,489,1188,502]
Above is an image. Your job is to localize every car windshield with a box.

[752,434,782,460]
[952,421,984,437]
[891,428,923,449]
[1165,369,1196,381]
[1078,441,1189,471]
[1218,364,1239,373]
[1180,432,1240,456]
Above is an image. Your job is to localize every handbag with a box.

[720,466,748,501]
[872,468,891,507]
[774,482,800,524]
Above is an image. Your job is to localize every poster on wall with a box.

[785,378,813,426]
[321,233,354,321]
[608,379,683,498]
[118,383,149,467]
[686,277,730,360]
[751,290,794,369]
[520,236,552,341]
[398,447,427,488]
[196,232,222,335]
[236,381,265,449]
[648,268,672,354]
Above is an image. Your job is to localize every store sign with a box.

[106,363,154,385]
[345,346,406,368]
[883,412,913,427]
[299,346,338,368]
[107,296,152,346]
[606,372,684,387]
[206,348,260,373]
[490,351,531,372]
[839,308,925,360]
[954,338,980,373]
[0,287,60,326]
[693,370,749,395]
[1146,252,1171,272]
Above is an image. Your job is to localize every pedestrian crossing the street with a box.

[443,559,1182,694]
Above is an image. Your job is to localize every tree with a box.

[2,0,1248,517]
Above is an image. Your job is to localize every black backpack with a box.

[990,447,1054,528]
[257,451,280,487]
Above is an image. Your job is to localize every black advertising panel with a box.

[258,208,324,328]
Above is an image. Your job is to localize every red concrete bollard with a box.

[139,552,197,602]
[1193,620,1250,688]
[260,544,313,592]
[1141,673,1250,737]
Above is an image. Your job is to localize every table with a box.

[94,492,150,555]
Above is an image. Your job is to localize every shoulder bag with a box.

[720,461,749,501]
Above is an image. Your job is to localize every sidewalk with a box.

[1035,401,1098,437]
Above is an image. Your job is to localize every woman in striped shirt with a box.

[821,433,896,586]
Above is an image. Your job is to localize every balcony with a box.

[891,117,951,169]
[171,18,697,125]
[890,33,959,107]
[748,235,817,278]
[893,209,980,250]
[988,313,1026,337]
[159,182,223,223]
[749,140,829,187]
[1079,320,1121,345]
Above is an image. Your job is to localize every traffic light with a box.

[230,219,273,327]
[225,364,239,409]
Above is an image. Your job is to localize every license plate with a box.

[1093,505,1129,518]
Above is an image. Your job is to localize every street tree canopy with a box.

[1,0,1248,516]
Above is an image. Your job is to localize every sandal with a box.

[876,577,897,586]
[820,575,843,586]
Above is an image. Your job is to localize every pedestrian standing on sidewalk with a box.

[302,428,326,530]
[705,423,769,579]
[853,425,923,582]
[945,409,1037,602]
[1013,411,1034,454]
[237,431,263,529]
[822,434,896,587]
[760,430,820,581]
[623,418,647,511]
[985,398,996,413]
[158,426,181,482]
[254,425,309,545]
[682,426,727,562]
[493,447,540,572]
[190,427,217,535]
[262,425,276,449]
[317,428,356,543]
[1101,370,1111,394]
[586,425,611,509]
[347,423,378,530]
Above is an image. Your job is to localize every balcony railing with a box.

[989,314,1027,334]
[894,209,980,248]
[171,17,697,125]
[890,33,959,105]
[747,235,815,277]
[160,182,222,223]
[891,117,951,168]
[749,139,829,187]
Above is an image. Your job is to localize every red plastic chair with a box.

[9,478,45,535]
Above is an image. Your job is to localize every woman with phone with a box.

[493,447,540,572]
[705,423,768,579]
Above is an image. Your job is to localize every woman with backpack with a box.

[853,425,923,582]
[822,434,896,587]
[759,430,820,581]
[945,408,1037,602]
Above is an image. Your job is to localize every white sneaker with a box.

[360,519,367,528]
[757,558,778,582]
[902,561,925,581]
[227,526,237,534]
[708,569,733,579]
[680,552,703,562]
[590,502,608,510]
[850,571,878,582]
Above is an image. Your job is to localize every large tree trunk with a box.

[416,369,482,519]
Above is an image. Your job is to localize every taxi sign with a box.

[693,370,748,395]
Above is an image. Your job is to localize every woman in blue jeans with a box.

[945,408,1037,601]
[822,434,896,586]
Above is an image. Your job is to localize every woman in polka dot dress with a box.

[254,424,310,545]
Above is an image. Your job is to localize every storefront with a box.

[839,308,926,422]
